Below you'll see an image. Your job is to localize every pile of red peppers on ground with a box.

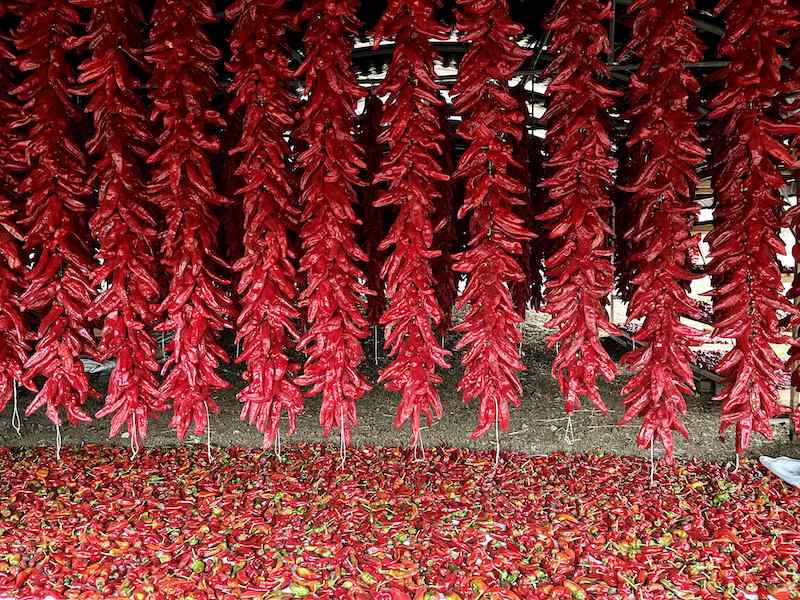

[1,0,800,461]
[0,445,798,599]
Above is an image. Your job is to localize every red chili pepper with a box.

[450,0,533,439]
[614,0,706,463]
[12,0,98,427]
[145,0,235,440]
[70,0,165,450]
[294,0,372,446]
[0,32,28,416]
[226,0,304,450]
[370,0,452,447]
[539,0,621,414]
[709,0,800,455]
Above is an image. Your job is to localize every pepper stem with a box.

[11,381,20,437]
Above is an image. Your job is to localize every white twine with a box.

[11,382,21,437]
[733,453,740,473]
[649,443,655,486]
[493,397,501,468]
[274,426,282,461]
[235,339,241,359]
[373,326,378,365]
[205,402,212,462]
[339,405,347,469]
[131,413,139,460]
[563,414,575,446]
[55,421,62,462]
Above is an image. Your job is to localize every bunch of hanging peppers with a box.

[294,0,371,446]
[451,0,532,439]
[146,0,234,441]
[74,0,164,451]
[226,0,304,449]
[372,0,451,448]
[709,0,800,455]
[0,32,28,416]
[616,0,706,462]
[539,0,619,415]
[13,0,97,428]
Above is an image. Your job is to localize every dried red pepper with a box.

[0,32,28,415]
[72,0,164,451]
[13,0,97,427]
[616,0,706,462]
[294,0,371,446]
[539,0,620,414]
[708,0,800,455]
[226,0,304,449]
[146,0,234,440]
[451,0,532,439]
[371,0,451,447]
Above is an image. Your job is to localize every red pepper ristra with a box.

[539,0,620,415]
[709,0,800,455]
[226,0,304,449]
[145,0,235,440]
[0,33,28,415]
[451,0,533,439]
[371,0,452,448]
[294,0,372,446]
[433,104,458,336]
[72,0,165,450]
[615,0,706,463]
[13,0,98,428]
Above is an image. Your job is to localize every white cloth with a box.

[760,456,800,487]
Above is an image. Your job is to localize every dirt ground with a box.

[1,311,797,462]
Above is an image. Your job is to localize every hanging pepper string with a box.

[539,0,620,416]
[227,0,303,451]
[13,0,98,430]
[371,0,452,448]
[709,0,800,456]
[451,0,533,441]
[145,0,235,441]
[73,0,165,451]
[615,0,706,464]
[294,0,372,448]
[0,32,28,428]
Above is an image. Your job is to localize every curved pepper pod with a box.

[146,0,234,441]
[294,0,372,446]
[616,0,706,463]
[539,0,620,415]
[0,36,29,414]
[371,0,452,447]
[12,0,98,427]
[226,0,304,449]
[72,0,164,450]
[709,0,800,455]
[451,0,533,440]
